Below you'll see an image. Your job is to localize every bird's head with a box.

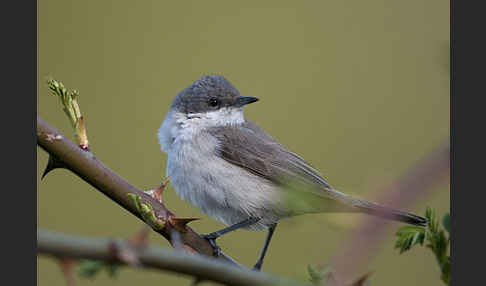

[170,75,259,127]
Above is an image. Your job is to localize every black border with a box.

[2,0,37,285]
[451,0,486,285]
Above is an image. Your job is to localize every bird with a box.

[157,74,427,270]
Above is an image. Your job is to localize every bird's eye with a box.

[208,98,220,108]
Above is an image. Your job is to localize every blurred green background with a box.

[37,1,449,285]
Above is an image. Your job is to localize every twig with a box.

[37,229,297,286]
[37,116,240,266]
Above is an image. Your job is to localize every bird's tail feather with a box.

[350,198,428,226]
[324,188,428,226]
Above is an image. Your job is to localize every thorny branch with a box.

[37,116,240,265]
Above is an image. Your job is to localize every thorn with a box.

[128,226,150,249]
[58,257,76,286]
[168,217,200,233]
[144,177,170,204]
[41,155,65,180]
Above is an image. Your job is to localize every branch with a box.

[36,116,238,265]
[37,229,297,286]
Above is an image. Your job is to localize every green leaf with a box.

[441,256,450,285]
[395,207,450,285]
[425,207,438,233]
[442,213,450,234]
[394,225,425,254]
[106,263,121,278]
[78,260,121,279]
[78,260,104,279]
[307,265,331,285]
[46,78,84,130]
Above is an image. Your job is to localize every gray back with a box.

[207,120,332,190]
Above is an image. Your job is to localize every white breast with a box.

[157,110,282,230]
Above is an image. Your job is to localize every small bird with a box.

[158,75,427,270]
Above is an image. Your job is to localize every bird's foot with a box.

[201,233,222,257]
[252,261,263,271]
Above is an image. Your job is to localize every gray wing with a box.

[206,121,429,225]
[207,120,332,190]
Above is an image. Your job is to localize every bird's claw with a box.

[201,233,221,257]
[252,264,262,271]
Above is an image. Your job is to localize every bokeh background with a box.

[37,1,449,285]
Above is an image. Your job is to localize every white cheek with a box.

[203,108,245,126]
[158,108,245,152]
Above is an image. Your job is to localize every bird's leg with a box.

[252,223,277,271]
[202,217,260,257]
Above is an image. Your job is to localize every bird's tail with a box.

[324,189,428,226]
[350,197,428,226]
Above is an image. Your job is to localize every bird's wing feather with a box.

[206,120,429,225]
[207,120,332,190]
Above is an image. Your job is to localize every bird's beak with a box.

[234,96,259,107]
